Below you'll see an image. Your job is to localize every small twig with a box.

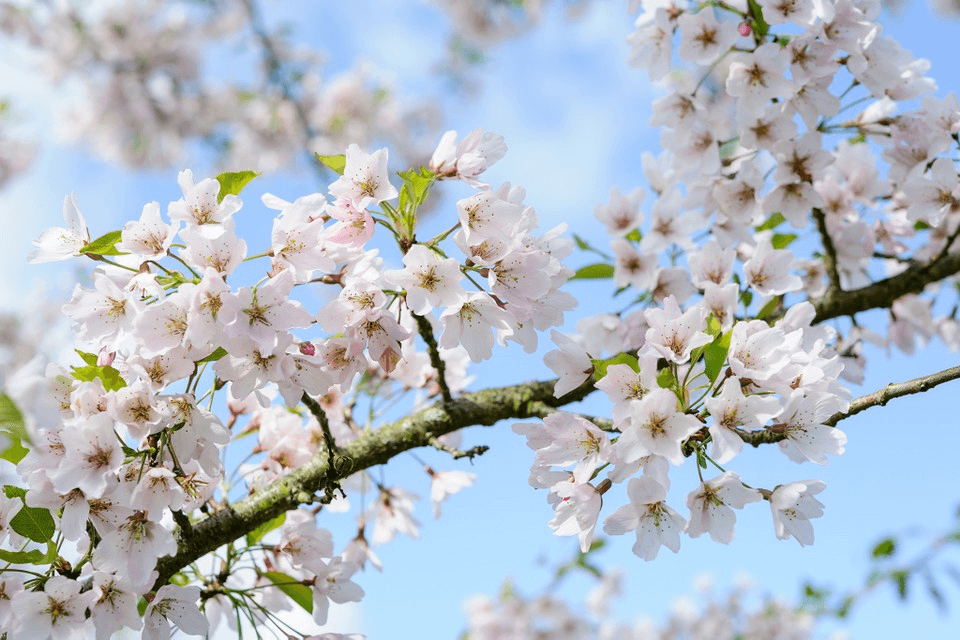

[428,437,489,462]
[412,312,453,403]
[813,207,842,293]
[824,364,960,426]
[734,365,960,446]
[300,392,346,503]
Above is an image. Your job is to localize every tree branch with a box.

[412,312,453,403]
[736,364,960,448]
[824,364,960,427]
[152,376,594,587]
[812,207,842,294]
[813,251,960,323]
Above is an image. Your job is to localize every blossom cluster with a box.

[0,0,438,173]
[513,0,960,563]
[0,127,575,638]
[463,573,814,640]
[4,0,960,636]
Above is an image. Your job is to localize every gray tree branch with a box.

[153,376,594,587]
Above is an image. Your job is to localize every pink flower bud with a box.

[299,341,316,356]
[97,349,116,367]
[738,22,752,37]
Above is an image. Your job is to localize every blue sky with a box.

[2,0,960,638]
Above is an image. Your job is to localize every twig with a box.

[412,312,453,403]
[300,392,346,504]
[824,364,960,426]
[812,207,842,293]
[428,437,489,461]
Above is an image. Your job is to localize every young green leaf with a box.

[71,364,126,392]
[81,230,125,256]
[756,296,781,320]
[246,513,286,546]
[215,170,261,203]
[755,212,785,232]
[657,367,677,391]
[871,537,896,559]
[591,353,640,381]
[0,393,30,463]
[264,571,313,613]
[197,346,228,363]
[315,153,346,175]
[572,263,614,280]
[703,331,732,383]
[771,233,798,249]
[10,503,56,543]
[397,167,435,215]
[0,548,46,564]
[3,484,26,500]
[75,350,99,366]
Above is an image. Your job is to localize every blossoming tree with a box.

[2,0,960,638]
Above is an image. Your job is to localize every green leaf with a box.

[848,132,866,145]
[0,435,29,465]
[625,228,642,243]
[215,170,260,203]
[0,395,29,463]
[397,167,435,216]
[591,353,640,382]
[705,314,722,338]
[704,331,732,383]
[914,220,930,231]
[573,234,591,251]
[71,364,126,392]
[740,289,753,308]
[836,595,855,618]
[264,571,313,613]
[4,485,26,500]
[771,233,798,249]
[246,512,286,546]
[197,346,228,363]
[137,597,149,616]
[756,296,781,320]
[755,212,785,232]
[75,350,99,366]
[81,230,125,256]
[893,570,909,600]
[10,504,55,543]
[657,367,677,391]
[871,537,897,559]
[0,395,25,429]
[571,263,614,280]
[0,548,46,564]
[746,0,770,39]
[315,153,346,175]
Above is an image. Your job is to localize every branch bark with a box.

[736,364,960,447]
[823,364,960,427]
[813,251,960,323]
[153,376,594,587]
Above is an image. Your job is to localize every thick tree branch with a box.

[813,251,960,323]
[153,376,594,587]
